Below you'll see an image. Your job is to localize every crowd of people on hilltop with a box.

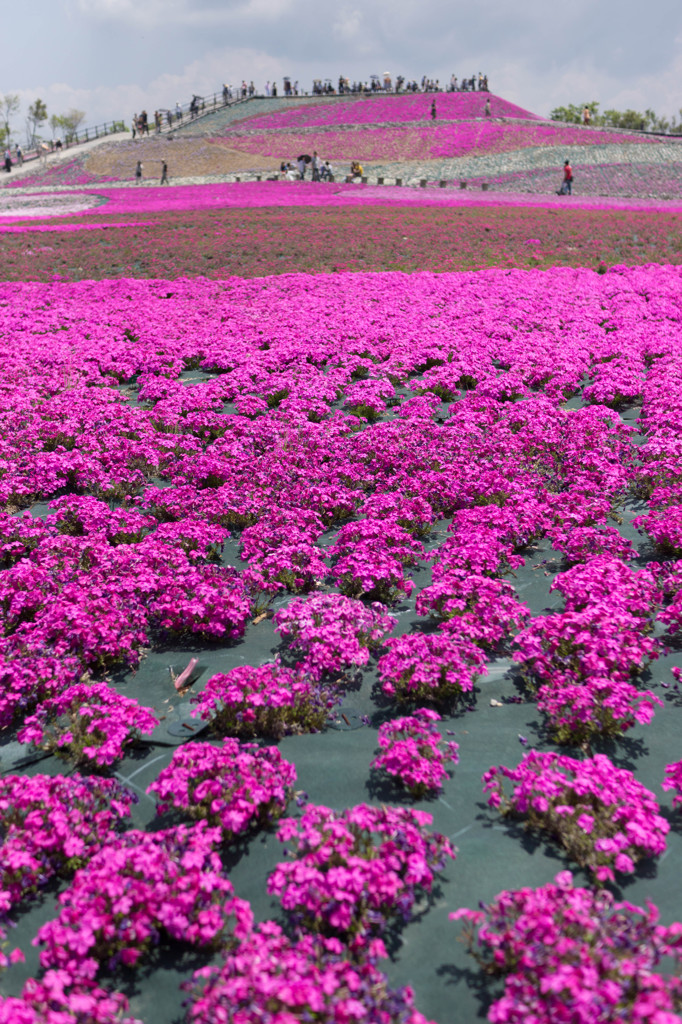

[133,72,493,139]
[216,73,491,103]
[309,73,490,95]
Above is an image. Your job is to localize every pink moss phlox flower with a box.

[274,593,396,679]
[267,802,455,948]
[483,750,669,878]
[184,921,435,1024]
[17,683,159,767]
[0,774,136,907]
[191,660,340,738]
[147,738,296,841]
[371,708,459,797]
[0,973,142,1024]
[35,823,253,974]
[452,873,682,1024]
[378,631,488,704]
[416,569,529,651]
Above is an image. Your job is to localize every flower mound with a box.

[17,683,159,767]
[377,632,488,704]
[0,774,136,907]
[191,660,340,738]
[36,823,252,975]
[185,922,434,1024]
[0,975,141,1024]
[267,803,455,949]
[484,750,669,882]
[274,594,396,680]
[452,872,682,1024]
[147,739,296,841]
[371,708,459,797]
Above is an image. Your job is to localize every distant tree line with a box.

[0,93,88,149]
[550,101,682,134]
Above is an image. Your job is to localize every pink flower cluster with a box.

[191,660,340,738]
[17,682,159,767]
[371,708,459,797]
[234,91,541,129]
[267,803,455,948]
[416,570,529,651]
[35,822,252,974]
[185,923,434,1024]
[226,120,658,164]
[0,974,141,1024]
[515,555,662,743]
[147,738,296,841]
[452,871,682,1024]
[0,774,135,907]
[377,631,488,704]
[484,750,669,882]
[273,593,396,680]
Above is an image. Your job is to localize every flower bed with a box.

[225,120,657,163]
[2,263,682,1020]
[229,92,541,129]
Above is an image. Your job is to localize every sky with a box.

[2,0,682,139]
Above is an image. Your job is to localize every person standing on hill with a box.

[135,160,143,184]
[431,98,437,120]
[484,97,491,117]
[558,159,573,195]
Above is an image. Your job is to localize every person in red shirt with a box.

[558,159,573,195]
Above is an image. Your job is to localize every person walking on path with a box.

[557,159,573,195]
[4,149,11,173]
[160,161,169,185]
[135,160,143,184]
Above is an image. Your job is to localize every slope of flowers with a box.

[468,159,682,197]
[225,120,659,163]
[229,92,542,129]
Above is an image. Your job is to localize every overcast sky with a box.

[3,0,682,137]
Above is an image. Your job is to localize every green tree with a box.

[26,98,48,149]
[50,109,87,145]
[550,102,600,124]
[601,108,647,131]
[0,93,20,148]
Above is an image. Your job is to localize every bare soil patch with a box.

[85,136,281,180]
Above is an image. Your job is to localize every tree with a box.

[58,108,86,143]
[0,93,20,148]
[550,102,600,124]
[25,98,48,148]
